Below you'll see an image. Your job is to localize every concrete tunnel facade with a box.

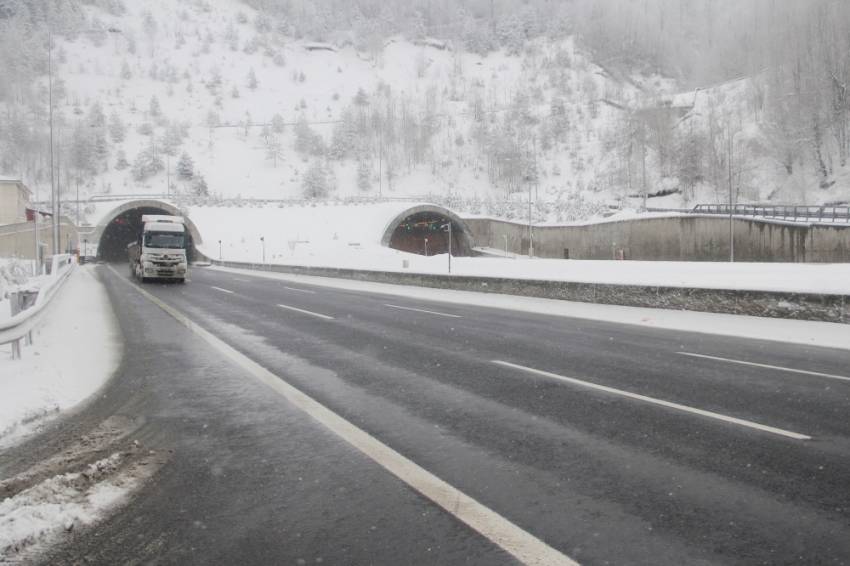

[93,200,473,263]
[93,200,204,262]
[381,204,474,256]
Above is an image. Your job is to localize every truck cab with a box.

[128,214,188,283]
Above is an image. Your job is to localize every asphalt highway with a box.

[11,264,850,565]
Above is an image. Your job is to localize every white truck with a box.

[127,215,188,283]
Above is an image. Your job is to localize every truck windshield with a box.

[144,232,185,249]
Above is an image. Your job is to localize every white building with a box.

[0,178,32,226]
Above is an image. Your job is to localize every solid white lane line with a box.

[492,360,811,441]
[211,286,234,294]
[384,303,462,318]
[277,303,334,320]
[109,266,578,566]
[284,286,316,294]
[677,352,850,383]
[233,277,251,282]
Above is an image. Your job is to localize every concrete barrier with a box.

[211,260,849,324]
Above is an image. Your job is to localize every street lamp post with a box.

[424,237,429,257]
[48,29,57,255]
[260,236,265,265]
[47,25,121,256]
[503,234,508,257]
[218,240,222,261]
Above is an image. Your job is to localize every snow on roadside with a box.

[0,258,37,324]
[0,453,132,560]
[210,265,850,351]
[186,203,850,295]
[0,266,121,447]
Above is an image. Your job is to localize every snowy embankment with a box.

[213,265,850,351]
[188,204,850,296]
[0,259,43,324]
[0,267,146,563]
[0,267,121,446]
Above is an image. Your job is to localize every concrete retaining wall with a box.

[0,218,79,259]
[464,215,850,262]
[212,260,849,324]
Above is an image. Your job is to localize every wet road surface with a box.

[5,264,850,565]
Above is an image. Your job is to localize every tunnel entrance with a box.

[388,211,471,256]
[98,206,195,262]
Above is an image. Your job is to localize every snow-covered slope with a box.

[43,0,662,220]
[19,0,850,224]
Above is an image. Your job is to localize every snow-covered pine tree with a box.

[205,110,220,128]
[302,160,330,198]
[353,88,369,108]
[149,95,161,118]
[93,131,109,168]
[177,152,194,179]
[357,159,371,192]
[131,139,164,181]
[294,118,325,156]
[329,110,357,160]
[109,112,126,143]
[266,136,283,167]
[161,124,182,156]
[247,68,258,90]
[115,149,129,170]
[193,174,209,196]
[88,102,106,128]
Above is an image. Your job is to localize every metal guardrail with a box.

[0,254,75,359]
[691,204,850,223]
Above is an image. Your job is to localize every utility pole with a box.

[75,132,80,227]
[443,223,452,274]
[728,130,735,262]
[528,183,534,258]
[33,202,40,273]
[47,24,122,256]
[48,27,58,256]
[378,128,383,198]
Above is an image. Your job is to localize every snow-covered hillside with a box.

[33,0,675,221]
[5,0,850,225]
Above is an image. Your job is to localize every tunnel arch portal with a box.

[93,200,204,262]
[381,205,474,256]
